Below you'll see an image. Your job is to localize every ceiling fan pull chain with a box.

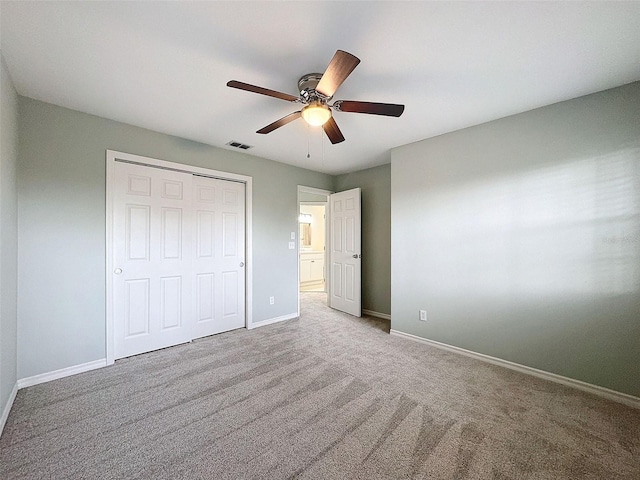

[307,123,310,158]
[322,126,325,166]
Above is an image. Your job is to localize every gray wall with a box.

[391,82,640,397]
[299,191,329,202]
[336,164,391,315]
[0,53,18,420]
[17,97,333,379]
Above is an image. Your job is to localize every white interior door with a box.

[329,188,361,316]
[113,162,193,358]
[192,175,245,338]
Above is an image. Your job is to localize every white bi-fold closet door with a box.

[112,161,245,360]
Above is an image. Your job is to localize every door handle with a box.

[239,262,245,267]
[352,254,361,259]
[114,268,123,275]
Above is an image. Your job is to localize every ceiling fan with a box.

[227,50,404,144]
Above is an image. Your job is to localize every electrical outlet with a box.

[419,310,427,321]
[288,241,295,249]
[270,296,275,305]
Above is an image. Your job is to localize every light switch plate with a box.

[290,232,296,240]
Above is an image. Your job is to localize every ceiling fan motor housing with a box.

[298,73,330,103]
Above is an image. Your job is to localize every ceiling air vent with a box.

[226,140,253,150]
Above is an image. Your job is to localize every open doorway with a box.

[297,186,331,309]
[299,203,326,292]
[297,185,362,318]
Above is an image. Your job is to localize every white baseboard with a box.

[0,383,18,437]
[248,313,298,330]
[17,359,107,389]
[390,329,640,410]
[363,309,391,321]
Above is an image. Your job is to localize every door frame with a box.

[297,185,332,317]
[106,150,253,365]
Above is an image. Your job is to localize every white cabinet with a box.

[300,252,324,284]
[310,257,324,280]
[300,259,312,282]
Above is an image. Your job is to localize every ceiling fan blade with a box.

[322,117,345,144]
[316,50,361,98]
[227,80,299,102]
[333,100,405,117]
[256,111,302,134]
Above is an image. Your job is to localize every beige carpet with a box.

[1,292,638,479]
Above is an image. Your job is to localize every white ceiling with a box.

[1,1,639,175]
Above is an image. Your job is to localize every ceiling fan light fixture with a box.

[301,103,331,126]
